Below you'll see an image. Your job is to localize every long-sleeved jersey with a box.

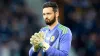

[29,23,72,56]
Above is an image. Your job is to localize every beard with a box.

[45,16,56,26]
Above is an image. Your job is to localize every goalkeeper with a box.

[29,2,72,56]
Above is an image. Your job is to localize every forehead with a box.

[43,7,53,13]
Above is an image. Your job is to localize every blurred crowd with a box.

[0,0,99,56]
[0,0,41,56]
[63,0,100,56]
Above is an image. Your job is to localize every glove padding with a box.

[39,41,50,51]
[30,32,44,52]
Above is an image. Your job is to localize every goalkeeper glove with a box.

[30,32,44,52]
[30,34,40,52]
[30,32,50,51]
[39,41,50,51]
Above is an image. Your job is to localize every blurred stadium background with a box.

[0,0,99,56]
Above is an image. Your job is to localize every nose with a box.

[44,15,48,19]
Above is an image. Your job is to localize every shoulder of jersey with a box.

[57,24,68,34]
[41,26,48,31]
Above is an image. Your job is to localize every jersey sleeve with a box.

[29,46,38,56]
[45,28,72,56]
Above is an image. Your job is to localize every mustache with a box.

[45,18,50,21]
[45,18,48,20]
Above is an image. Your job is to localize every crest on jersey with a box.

[50,36,55,42]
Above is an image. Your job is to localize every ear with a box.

[56,10,59,18]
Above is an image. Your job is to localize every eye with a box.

[47,13,51,15]
[43,13,45,15]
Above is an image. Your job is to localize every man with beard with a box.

[29,2,72,56]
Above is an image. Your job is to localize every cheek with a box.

[49,15,54,19]
[43,16,46,20]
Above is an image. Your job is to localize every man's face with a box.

[43,7,56,26]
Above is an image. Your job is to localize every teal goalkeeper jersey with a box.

[29,23,72,56]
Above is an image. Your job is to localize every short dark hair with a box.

[43,2,58,12]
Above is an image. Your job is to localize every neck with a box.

[48,20,58,30]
